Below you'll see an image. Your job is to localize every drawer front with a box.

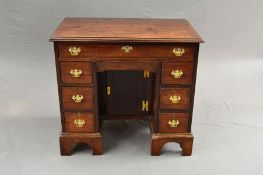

[62,87,93,111]
[160,88,190,110]
[60,62,93,84]
[58,43,195,59]
[159,113,189,133]
[162,63,194,84]
[64,112,95,132]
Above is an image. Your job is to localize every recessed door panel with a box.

[97,70,154,118]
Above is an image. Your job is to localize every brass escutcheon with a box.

[72,94,84,103]
[173,48,185,56]
[144,70,150,78]
[70,69,82,78]
[169,95,181,104]
[74,119,85,127]
[168,119,179,127]
[69,47,81,56]
[171,70,183,78]
[121,45,133,53]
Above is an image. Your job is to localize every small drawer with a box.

[62,87,93,111]
[162,63,194,84]
[160,88,190,110]
[64,112,95,132]
[58,43,196,59]
[60,62,93,84]
[159,113,189,133]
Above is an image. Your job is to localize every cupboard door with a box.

[99,70,154,117]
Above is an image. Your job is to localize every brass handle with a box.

[107,86,111,95]
[144,70,150,78]
[168,120,179,127]
[69,47,81,56]
[70,69,82,78]
[74,119,85,127]
[142,100,149,111]
[173,48,185,56]
[121,45,133,53]
[169,95,181,104]
[72,95,84,103]
[171,70,183,78]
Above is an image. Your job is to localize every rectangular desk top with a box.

[49,18,203,43]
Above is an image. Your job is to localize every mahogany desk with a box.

[49,18,203,156]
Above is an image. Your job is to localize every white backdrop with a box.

[0,1,263,175]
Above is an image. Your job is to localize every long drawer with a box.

[58,43,196,59]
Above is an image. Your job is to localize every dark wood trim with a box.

[58,83,94,87]
[49,18,203,43]
[50,38,203,43]
[161,84,192,88]
[96,61,159,72]
[54,42,65,132]
[58,57,195,63]
[153,63,161,132]
[60,132,103,155]
[100,115,152,120]
[92,62,99,132]
[150,126,194,156]
[160,109,190,113]
[188,43,200,132]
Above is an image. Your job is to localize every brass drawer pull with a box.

[144,70,150,78]
[121,45,133,53]
[168,119,179,127]
[173,48,185,56]
[169,95,181,104]
[142,100,149,111]
[70,69,82,78]
[107,86,111,95]
[69,47,81,56]
[72,95,84,103]
[74,119,85,127]
[171,70,183,78]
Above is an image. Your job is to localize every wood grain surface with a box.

[62,87,94,111]
[159,113,189,133]
[60,62,93,84]
[58,43,196,59]
[161,62,194,84]
[50,18,203,43]
[160,88,191,110]
[64,112,95,133]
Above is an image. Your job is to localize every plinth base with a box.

[151,130,193,156]
[60,132,103,156]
